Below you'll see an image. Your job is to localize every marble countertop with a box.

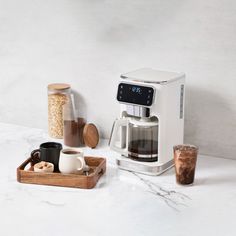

[0,122,236,236]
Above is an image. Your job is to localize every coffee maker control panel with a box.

[117,83,154,106]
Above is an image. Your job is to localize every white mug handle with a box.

[76,156,86,172]
[109,118,129,156]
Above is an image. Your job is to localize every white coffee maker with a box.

[109,68,185,175]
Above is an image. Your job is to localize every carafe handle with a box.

[109,118,129,155]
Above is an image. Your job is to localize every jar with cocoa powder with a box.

[48,83,71,138]
[63,100,99,148]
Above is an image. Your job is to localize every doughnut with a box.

[34,161,54,173]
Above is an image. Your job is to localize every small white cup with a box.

[59,148,86,174]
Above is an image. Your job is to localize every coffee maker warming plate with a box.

[116,156,174,176]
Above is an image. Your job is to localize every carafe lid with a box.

[130,118,158,127]
[48,83,71,91]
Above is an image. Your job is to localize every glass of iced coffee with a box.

[173,144,198,185]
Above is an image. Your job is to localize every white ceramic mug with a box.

[59,148,86,174]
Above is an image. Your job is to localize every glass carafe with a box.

[128,118,158,162]
[110,117,158,162]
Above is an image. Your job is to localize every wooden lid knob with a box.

[83,123,99,148]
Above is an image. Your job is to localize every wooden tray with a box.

[17,155,106,189]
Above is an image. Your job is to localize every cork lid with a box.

[83,123,99,148]
[48,83,71,91]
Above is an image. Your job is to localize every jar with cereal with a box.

[48,83,71,138]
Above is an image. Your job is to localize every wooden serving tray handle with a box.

[17,157,33,181]
[17,155,40,180]
[18,157,33,170]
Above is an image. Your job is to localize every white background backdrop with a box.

[0,0,235,159]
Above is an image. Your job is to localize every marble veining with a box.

[131,172,191,211]
[41,200,66,207]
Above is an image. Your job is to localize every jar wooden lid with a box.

[48,83,71,91]
[83,123,99,148]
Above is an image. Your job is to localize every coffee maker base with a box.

[116,156,174,176]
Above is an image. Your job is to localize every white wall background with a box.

[0,0,235,159]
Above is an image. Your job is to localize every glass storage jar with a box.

[48,83,71,138]
[63,99,86,147]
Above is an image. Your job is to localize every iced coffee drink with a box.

[173,145,198,185]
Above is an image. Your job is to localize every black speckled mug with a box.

[31,142,62,172]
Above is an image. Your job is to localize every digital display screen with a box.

[117,83,154,106]
[131,86,142,94]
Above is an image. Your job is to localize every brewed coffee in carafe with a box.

[127,118,158,162]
